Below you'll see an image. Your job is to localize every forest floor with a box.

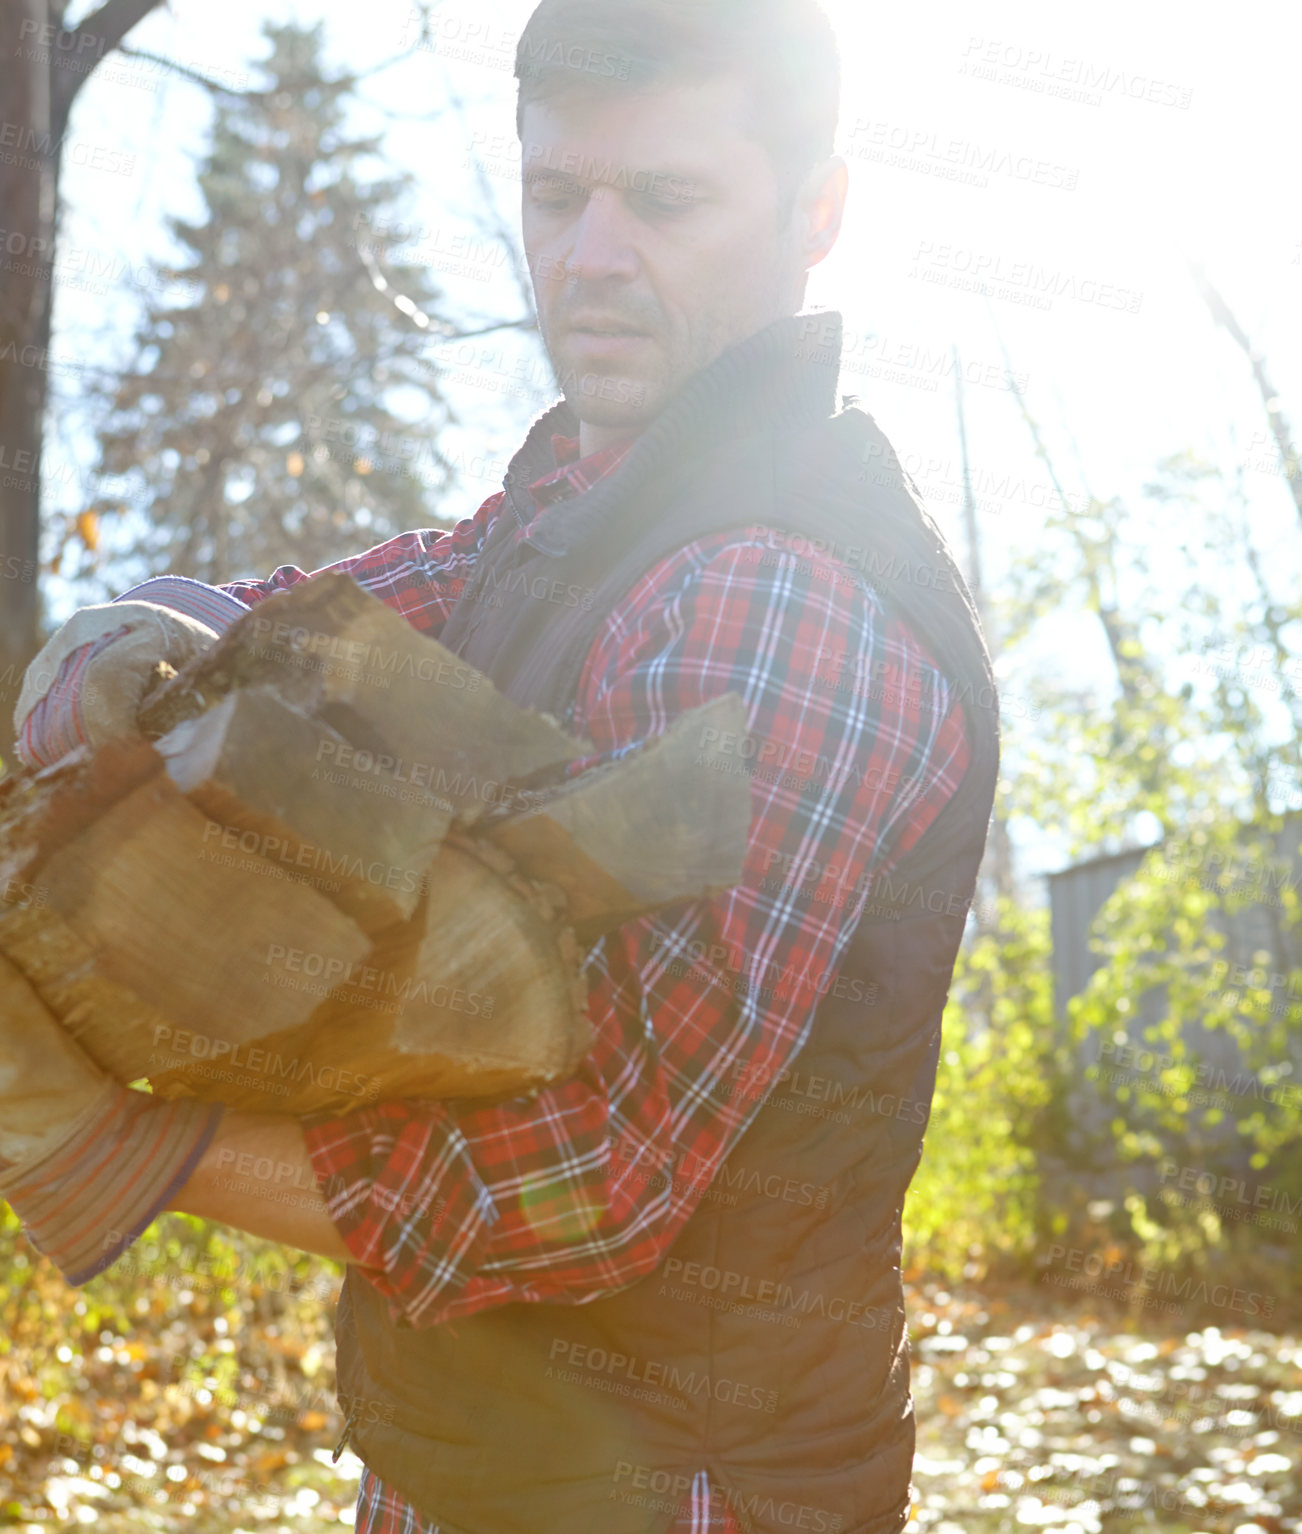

[0,1233,1298,1533]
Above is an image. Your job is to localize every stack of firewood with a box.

[0,575,751,1115]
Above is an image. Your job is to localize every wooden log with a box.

[0,744,372,1093]
[0,586,755,1116]
[156,686,450,935]
[147,836,591,1114]
[484,692,753,944]
[138,573,591,822]
[0,734,162,872]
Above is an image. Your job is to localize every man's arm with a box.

[167,1111,353,1265]
[14,500,503,769]
[293,531,972,1329]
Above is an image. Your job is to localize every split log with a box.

[484,692,752,945]
[148,836,591,1114]
[157,686,449,935]
[0,576,756,1115]
[138,572,590,822]
[0,743,371,1091]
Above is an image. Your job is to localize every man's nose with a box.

[564,188,639,282]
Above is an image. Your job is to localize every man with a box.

[1,2,999,1530]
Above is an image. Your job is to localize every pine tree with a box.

[88,20,461,584]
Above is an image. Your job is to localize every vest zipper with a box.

[506,478,530,534]
[331,1402,360,1463]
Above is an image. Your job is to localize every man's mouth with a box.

[566,323,652,357]
[571,326,645,337]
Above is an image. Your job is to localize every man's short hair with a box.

[514,0,842,220]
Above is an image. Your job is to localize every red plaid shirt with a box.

[134,430,970,1533]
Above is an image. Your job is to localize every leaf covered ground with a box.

[1,1238,1298,1532]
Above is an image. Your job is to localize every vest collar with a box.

[503,309,845,558]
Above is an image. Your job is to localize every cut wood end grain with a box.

[0,579,756,1116]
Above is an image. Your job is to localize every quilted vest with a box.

[331,312,1000,1534]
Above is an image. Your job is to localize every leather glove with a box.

[0,954,224,1284]
[13,600,222,769]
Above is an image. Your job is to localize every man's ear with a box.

[797,155,849,271]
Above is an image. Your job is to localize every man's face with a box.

[520,75,810,442]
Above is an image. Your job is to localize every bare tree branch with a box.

[53,0,162,134]
[1191,262,1302,530]
[117,44,270,98]
[953,345,1015,912]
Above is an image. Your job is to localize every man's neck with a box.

[578,421,642,458]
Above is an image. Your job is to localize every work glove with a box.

[13,600,223,770]
[0,954,224,1285]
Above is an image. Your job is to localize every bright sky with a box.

[49,0,1302,873]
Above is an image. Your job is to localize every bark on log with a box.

[0,577,755,1114]
[157,686,449,935]
[137,572,590,821]
[0,743,372,1090]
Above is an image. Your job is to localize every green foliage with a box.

[905,899,1056,1279]
[909,360,1302,1292]
[0,1201,350,1527]
[1055,816,1302,1272]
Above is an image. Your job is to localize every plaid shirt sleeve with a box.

[300,530,971,1329]
[213,501,500,634]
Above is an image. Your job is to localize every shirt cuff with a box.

[115,576,250,633]
[3,1089,225,1286]
[17,626,132,768]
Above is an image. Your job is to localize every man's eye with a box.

[531,181,585,212]
[640,193,697,216]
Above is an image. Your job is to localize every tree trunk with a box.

[0,0,165,770]
[0,0,57,766]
